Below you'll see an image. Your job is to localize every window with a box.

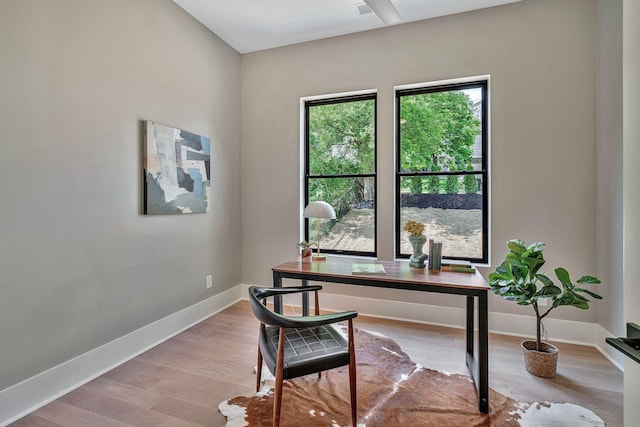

[396,80,488,263]
[304,93,377,257]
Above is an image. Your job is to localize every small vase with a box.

[408,234,427,268]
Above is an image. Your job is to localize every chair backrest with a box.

[248,286,291,327]
[248,285,322,328]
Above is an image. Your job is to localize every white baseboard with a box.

[595,325,625,371]
[489,312,598,346]
[2,284,620,425]
[0,285,244,427]
[240,284,622,364]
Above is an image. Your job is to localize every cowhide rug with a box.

[219,328,604,426]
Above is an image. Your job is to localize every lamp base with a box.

[312,254,328,261]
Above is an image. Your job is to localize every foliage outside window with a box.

[396,81,488,263]
[304,94,377,256]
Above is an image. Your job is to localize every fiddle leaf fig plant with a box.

[489,240,602,351]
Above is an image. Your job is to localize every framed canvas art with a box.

[143,120,211,214]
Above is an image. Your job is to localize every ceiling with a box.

[172,0,521,54]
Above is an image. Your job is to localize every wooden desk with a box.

[272,258,490,414]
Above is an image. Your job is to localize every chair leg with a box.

[273,328,286,427]
[348,319,357,427]
[256,347,263,392]
[257,323,265,392]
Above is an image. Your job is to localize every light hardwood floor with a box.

[12,301,623,426]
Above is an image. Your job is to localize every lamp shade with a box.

[303,201,336,220]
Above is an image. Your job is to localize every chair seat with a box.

[260,324,350,379]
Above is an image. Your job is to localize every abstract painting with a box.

[143,120,211,214]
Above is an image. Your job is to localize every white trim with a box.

[326,292,600,345]
[0,285,244,427]
[595,325,625,371]
[301,88,378,103]
[489,312,597,346]
[298,88,378,244]
[485,76,492,268]
[394,75,492,267]
[240,284,622,359]
[3,284,620,425]
[299,97,307,241]
[394,74,491,92]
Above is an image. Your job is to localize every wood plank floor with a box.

[12,301,623,426]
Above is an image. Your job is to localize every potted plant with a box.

[296,240,315,259]
[488,240,602,377]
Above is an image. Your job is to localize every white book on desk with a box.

[352,263,386,275]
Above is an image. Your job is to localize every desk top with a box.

[273,258,489,292]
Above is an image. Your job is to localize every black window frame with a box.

[395,80,489,264]
[304,93,378,258]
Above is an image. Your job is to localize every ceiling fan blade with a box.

[364,0,402,25]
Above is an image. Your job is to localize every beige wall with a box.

[0,0,241,390]
[1,0,620,410]
[623,0,640,423]
[596,0,623,336]
[241,0,599,321]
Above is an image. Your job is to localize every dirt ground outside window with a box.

[322,207,482,259]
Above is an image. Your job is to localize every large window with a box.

[396,80,488,263]
[304,93,377,257]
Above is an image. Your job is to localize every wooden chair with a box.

[248,285,358,427]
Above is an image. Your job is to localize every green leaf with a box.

[491,262,511,277]
[523,256,545,275]
[511,264,529,280]
[488,273,505,283]
[526,282,538,298]
[577,275,601,285]
[526,241,546,253]
[571,300,590,309]
[536,273,554,287]
[572,293,590,302]
[505,252,523,265]
[555,267,572,286]
[537,285,561,297]
[559,292,590,309]
[553,294,574,307]
[575,288,603,299]
[494,287,512,296]
[507,239,526,255]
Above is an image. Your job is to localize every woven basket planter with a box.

[521,340,558,378]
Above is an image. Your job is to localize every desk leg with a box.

[273,271,283,314]
[301,279,309,316]
[466,294,489,414]
[466,296,475,357]
[478,291,489,413]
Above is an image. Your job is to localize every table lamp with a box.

[303,201,336,261]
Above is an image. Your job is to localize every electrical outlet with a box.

[206,274,213,289]
[538,297,548,307]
